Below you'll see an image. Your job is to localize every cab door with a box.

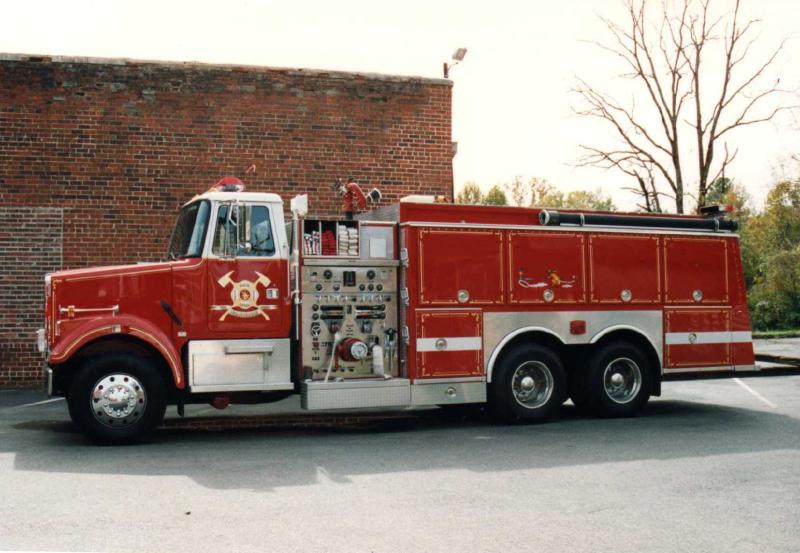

[205,202,290,338]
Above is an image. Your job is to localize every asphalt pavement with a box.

[1,366,800,553]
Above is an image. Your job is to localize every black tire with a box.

[585,341,652,418]
[68,352,168,445]
[567,368,593,415]
[490,343,566,423]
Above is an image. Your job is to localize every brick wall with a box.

[0,208,63,388]
[0,54,453,388]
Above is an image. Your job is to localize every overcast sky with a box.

[2,0,798,211]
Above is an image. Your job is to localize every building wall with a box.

[0,54,453,388]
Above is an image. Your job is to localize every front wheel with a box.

[490,343,566,423]
[68,353,168,444]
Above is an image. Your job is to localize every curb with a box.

[159,410,442,433]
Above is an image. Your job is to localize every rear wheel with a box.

[490,343,566,422]
[585,342,652,417]
[68,352,168,444]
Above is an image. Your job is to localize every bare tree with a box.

[575,0,792,213]
[622,159,664,212]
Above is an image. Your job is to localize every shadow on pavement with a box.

[3,396,799,492]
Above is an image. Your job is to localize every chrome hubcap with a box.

[511,361,553,409]
[520,376,535,391]
[603,358,642,404]
[90,374,146,428]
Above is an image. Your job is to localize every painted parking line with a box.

[733,378,778,408]
[13,397,65,409]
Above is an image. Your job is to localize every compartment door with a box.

[415,309,483,378]
[664,237,729,304]
[589,234,660,304]
[417,229,504,306]
[508,231,585,304]
[188,338,292,392]
[664,308,732,370]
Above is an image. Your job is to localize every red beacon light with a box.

[208,176,246,193]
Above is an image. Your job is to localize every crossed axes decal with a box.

[211,271,277,321]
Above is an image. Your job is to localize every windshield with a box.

[167,200,211,259]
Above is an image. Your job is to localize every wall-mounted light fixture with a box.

[443,47,467,79]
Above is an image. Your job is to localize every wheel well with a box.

[489,330,566,382]
[53,335,176,397]
[591,329,662,396]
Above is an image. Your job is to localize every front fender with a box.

[49,315,184,388]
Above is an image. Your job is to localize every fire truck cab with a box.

[40,178,764,443]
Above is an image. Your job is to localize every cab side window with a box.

[212,205,233,256]
[212,204,275,257]
[249,205,275,256]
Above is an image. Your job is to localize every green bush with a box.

[749,246,800,330]
[740,179,800,331]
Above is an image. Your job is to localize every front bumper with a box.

[35,328,53,396]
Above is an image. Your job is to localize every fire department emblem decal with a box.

[212,271,277,321]
[518,269,577,289]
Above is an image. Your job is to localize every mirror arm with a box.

[222,200,240,258]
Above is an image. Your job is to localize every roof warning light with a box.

[209,176,246,193]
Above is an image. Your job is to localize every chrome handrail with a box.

[59,305,119,317]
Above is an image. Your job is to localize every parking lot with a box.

[1,371,799,553]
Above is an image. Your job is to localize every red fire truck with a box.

[37,178,776,443]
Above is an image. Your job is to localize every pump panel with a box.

[300,260,399,380]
